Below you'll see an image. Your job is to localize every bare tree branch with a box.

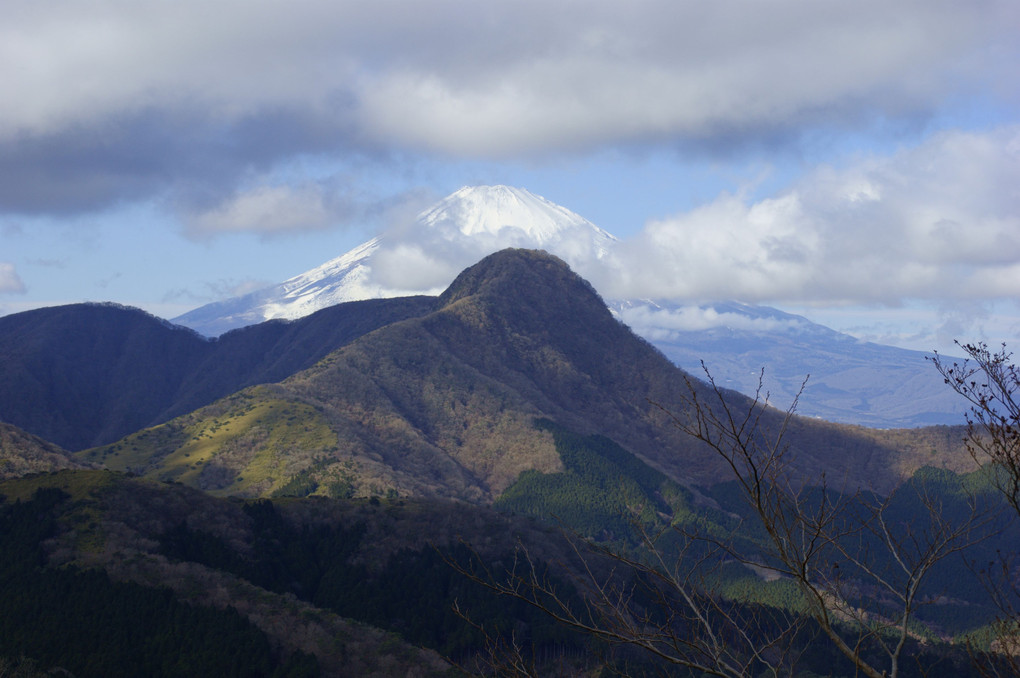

[933,342,1020,677]
[450,363,997,677]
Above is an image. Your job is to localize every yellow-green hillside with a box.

[83,386,339,497]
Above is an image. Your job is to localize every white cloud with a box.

[616,304,806,340]
[184,183,340,238]
[371,243,460,292]
[0,262,25,294]
[368,219,523,292]
[778,300,1020,355]
[595,125,1020,307]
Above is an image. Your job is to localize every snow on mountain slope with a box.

[174,186,615,337]
[172,238,385,337]
[420,185,615,255]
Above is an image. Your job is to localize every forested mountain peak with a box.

[438,248,607,314]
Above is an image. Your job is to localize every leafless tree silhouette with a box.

[453,366,996,677]
[933,342,1020,676]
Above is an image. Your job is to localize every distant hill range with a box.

[612,299,967,428]
[0,297,435,450]
[172,185,966,428]
[0,250,974,501]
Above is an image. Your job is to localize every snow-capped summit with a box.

[173,185,615,337]
[423,185,614,251]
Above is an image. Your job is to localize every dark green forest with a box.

[0,488,318,678]
[0,459,1013,677]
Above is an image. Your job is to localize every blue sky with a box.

[1,0,1018,354]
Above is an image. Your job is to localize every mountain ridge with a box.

[171,185,967,428]
[83,250,975,501]
[0,296,436,450]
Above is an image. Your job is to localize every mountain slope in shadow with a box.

[0,297,435,450]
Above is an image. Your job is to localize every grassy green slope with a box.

[83,387,341,497]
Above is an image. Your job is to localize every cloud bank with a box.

[614,304,808,342]
[2,0,1017,219]
[596,125,1020,306]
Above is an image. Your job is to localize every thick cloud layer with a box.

[3,0,1017,217]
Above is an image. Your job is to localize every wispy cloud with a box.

[0,263,26,294]
[163,277,274,305]
[615,304,807,341]
[184,183,343,239]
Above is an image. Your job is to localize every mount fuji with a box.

[173,185,966,428]
[174,186,615,337]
